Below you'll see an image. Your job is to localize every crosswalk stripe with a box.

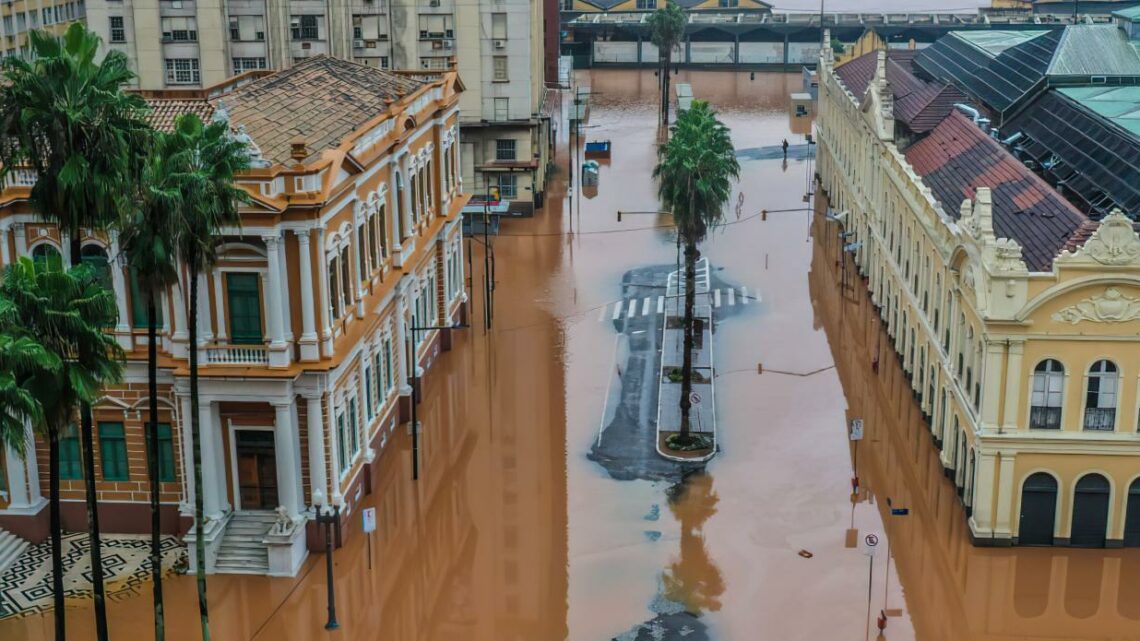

[714,289,722,308]
[657,296,665,314]
[612,302,622,320]
[642,297,651,316]
[741,286,749,305]
[627,300,637,318]
[727,288,735,306]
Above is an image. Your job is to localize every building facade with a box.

[84,0,553,215]
[0,0,85,57]
[818,36,1140,548]
[0,56,470,576]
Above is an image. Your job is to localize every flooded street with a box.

[4,68,1140,641]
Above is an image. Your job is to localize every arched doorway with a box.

[1071,473,1110,548]
[1125,478,1140,547]
[1018,472,1057,546]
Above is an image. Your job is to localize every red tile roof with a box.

[146,99,215,133]
[834,50,967,133]
[904,111,1089,271]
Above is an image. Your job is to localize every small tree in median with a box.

[653,100,739,447]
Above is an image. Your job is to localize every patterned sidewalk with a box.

[0,533,185,619]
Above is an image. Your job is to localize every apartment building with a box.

[817,31,1140,548]
[85,0,553,215]
[0,0,85,56]
[0,56,470,576]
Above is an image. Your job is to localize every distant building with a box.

[84,0,553,216]
[818,24,1140,548]
[0,58,469,575]
[0,0,85,56]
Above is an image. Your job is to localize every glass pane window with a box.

[227,272,263,345]
[109,16,126,43]
[493,56,508,82]
[164,58,200,85]
[348,397,360,455]
[144,423,176,482]
[364,367,374,420]
[336,412,348,474]
[233,57,267,74]
[1030,359,1064,429]
[161,17,197,42]
[498,174,518,199]
[99,422,129,481]
[60,425,82,480]
[496,139,516,161]
[291,15,320,41]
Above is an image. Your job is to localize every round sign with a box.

[864,533,879,547]
[689,392,702,406]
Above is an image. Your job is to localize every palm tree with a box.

[0,24,148,641]
[118,131,184,641]
[662,472,724,614]
[0,258,123,638]
[165,113,250,641]
[0,300,59,457]
[653,100,739,445]
[648,2,686,128]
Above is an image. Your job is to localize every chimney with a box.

[290,137,308,165]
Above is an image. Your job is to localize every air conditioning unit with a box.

[377,33,389,40]
[443,39,453,49]
[494,39,506,49]
[429,0,441,6]
[353,38,365,48]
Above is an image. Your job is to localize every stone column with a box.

[196,272,214,343]
[273,401,301,518]
[108,231,133,349]
[169,280,188,358]
[4,439,31,508]
[994,453,1017,538]
[277,233,293,341]
[981,342,1005,429]
[263,235,289,367]
[179,396,196,509]
[1001,341,1024,431]
[212,270,227,342]
[971,451,997,537]
[295,230,320,361]
[317,228,334,357]
[0,225,10,266]
[201,401,225,518]
[305,394,327,508]
[59,231,73,267]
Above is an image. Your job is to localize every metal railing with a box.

[1029,406,1062,430]
[1083,407,1116,432]
[205,343,269,365]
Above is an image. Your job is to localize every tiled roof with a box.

[146,99,214,133]
[903,111,1089,271]
[834,50,967,133]
[215,56,426,164]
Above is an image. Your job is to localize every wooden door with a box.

[236,430,277,509]
[1071,474,1110,548]
[1018,473,1057,546]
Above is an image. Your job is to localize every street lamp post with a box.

[407,322,470,480]
[312,490,343,631]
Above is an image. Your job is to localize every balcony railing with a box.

[1083,407,1116,432]
[1029,406,1062,430]
[3,168,37,189]
[205,344,268,366]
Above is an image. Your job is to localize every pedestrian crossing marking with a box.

[714,289,722,308]
[642,297,651,316]
[741,286,749,304]
[727,288,735,306]
[657,296,665,314]
[601,287,759,323]
[627,300,637,318]
[612,302,622,320]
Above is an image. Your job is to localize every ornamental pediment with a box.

[1056,210,1140,267]
[1051,287,1140,324]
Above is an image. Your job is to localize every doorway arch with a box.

[1018,472,1057,546]
[1125,478,1140,547]
[1071,473,1110,548]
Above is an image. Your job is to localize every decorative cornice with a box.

[1057,210,1140,266]
[1052,288,1140,324]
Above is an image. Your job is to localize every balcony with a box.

[1029,406,1062,430]
[205,344,268,366]
[1083,407,1116,432]
[2,168,36,188]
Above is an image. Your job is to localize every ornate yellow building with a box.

[818,35,1140,548]
[0,56,470,575]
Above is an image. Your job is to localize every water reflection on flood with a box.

[810,200,1140,641]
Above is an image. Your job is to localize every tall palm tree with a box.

[0,24,148,641]
[0,300,59,456]
[118,131,184,641]
[165,113,250,641]
[648,2,686,128]
[653,100,739,445]
[0,258,123,637]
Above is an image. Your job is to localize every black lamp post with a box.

[312,490,342,631]
[407,321,469,480]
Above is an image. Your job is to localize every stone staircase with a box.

[214,511,276,575]
[0,527,29,576]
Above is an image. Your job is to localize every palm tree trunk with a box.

[71,234,110,641]
[188,263,211,641]
[49,430,65,641]
[680,240,696,441]
[146,292,165,641]
[664,52,672,127]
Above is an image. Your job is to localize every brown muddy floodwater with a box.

[3,69,1139,641]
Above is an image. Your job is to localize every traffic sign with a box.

[850,418,864,441]
[362,507,377,534]
[864,533,878,547]
[689,392,702,406]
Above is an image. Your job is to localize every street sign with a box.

[362,507,377,534]
[891,508,910,516]
[864,533,878,547]
[849,418,864,441]
[689,392,702,406]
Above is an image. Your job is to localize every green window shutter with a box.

[348,398,359,454]
[226,273,263,345]
[99,422,129,481]
[60,425,83,480]
[129,268,164,329]
[336,413,348,474]
[145,423,176,482]
[364,368,373,420]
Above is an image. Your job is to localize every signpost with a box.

[863,533,879,641]
[362,507,377,570]
[689,391,702,406]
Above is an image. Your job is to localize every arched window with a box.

[1030,360,1064,429]
[79,244,112,290]
[31,243,62,271]
[1084,360,1118,431]
[395,172,405,239]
